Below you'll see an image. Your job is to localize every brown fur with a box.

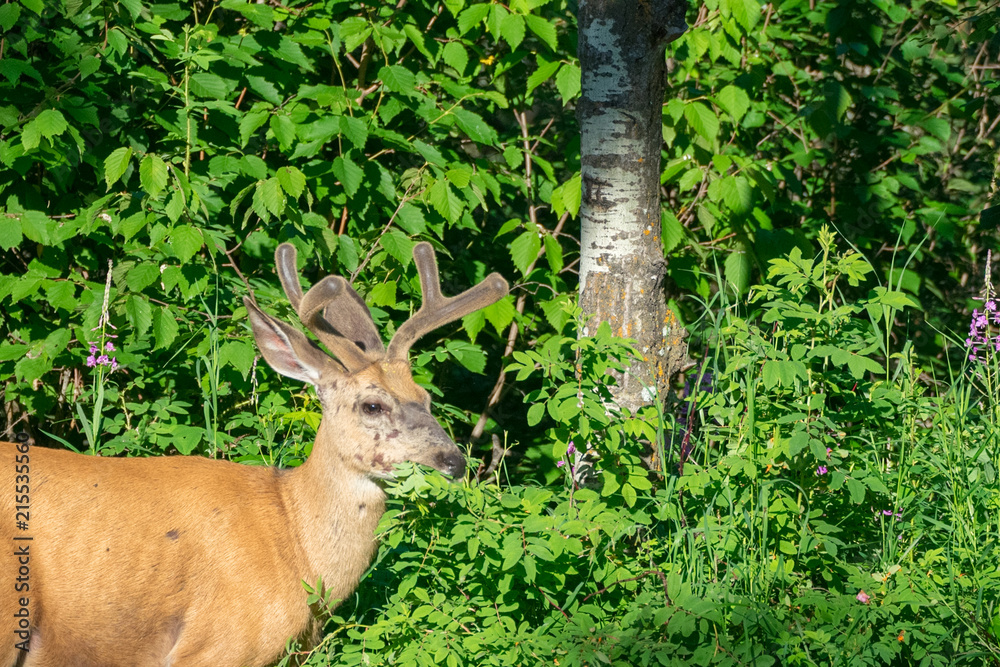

[0,244,507,667]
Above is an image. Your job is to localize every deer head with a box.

[243,242,509,479]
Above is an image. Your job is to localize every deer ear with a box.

[244,297,345,385]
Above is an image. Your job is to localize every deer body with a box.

[0,243,507,667]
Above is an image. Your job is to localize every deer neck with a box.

[278,420,386,602]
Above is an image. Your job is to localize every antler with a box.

[386,242,509,361]
[274,243,384,371]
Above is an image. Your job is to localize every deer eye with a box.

[362,401,385,416]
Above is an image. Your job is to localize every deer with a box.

[0,241,508,667]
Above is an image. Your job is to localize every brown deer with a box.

[0,242,508,667]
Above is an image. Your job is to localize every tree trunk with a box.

[577,0,689,414]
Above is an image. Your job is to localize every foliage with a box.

[1,0,999,665]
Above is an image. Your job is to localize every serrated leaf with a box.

[685,102,719,143]
[445,168,472,188]
[451,108,497,145]
[661,210,684,254]
[457,4,489,34]
[276,166,306,199]
[139,154,168,198]
[380,230,415,267]
[551,173,581,218]
[500,13,525,49]
[526,60,560,95]
[524,14,557,50]
[395,203,427,235]
[269,114,296,149]
[369,281,397,308]
[239,111,268,147]
[220,340,254,377]
[724,247,750,294]
[171,224,203,263]
[442,41,469,75]
[125,294,153,337]
[0,219,22,250]
[510,230,540,276]
[0,3,21,31]
[255,178,286,218]
[554,62,581,104]
[543,235,563,273]
[340,115,368,150]
[379,65,416,95]
[22,109,68,150]
[165,190,184,223]
[153,306,179,350]
[716,84,750,123]
[189,72,231,99]
[126,263,161,292]
[104,146,133,190]
[483,295,515,334]
[333,155,364,197]
[428,180,464,222]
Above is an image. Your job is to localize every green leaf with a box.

[451,108,497,145]
[153,306,179,350]
[550,173,581,218]
[189,73,231,99]
[684,102,719,143]
[527,402,545,426]
[427,179,463,222]
[340,115,368,150]
[269,114,296,149]
[524,14,557,50]
[125,294,153,337]
[22,109,69,151]
[500,13,525,49]
[716,85,750,123]
[104,146,133,190]
[510,229,540,276]
[554,63,581,104]
[171,224,203,263]
[379,65,416,96]
[442,41,469,75]
[483,295,515,334]
[380,230,415,267]
[333,156,364,197]
[126,263,161,292]
[457,4,489,34]
[526,60,561,95]
[276,166,306,199]
[395,203,427,235]
[220,340,255,377]
[254,178,286,218]
[239,111,269,147]
[139,154,168,198]
[165,190,185,223]
[846,477,866,504]
[0,4,21,32]
[724,247,750,294]
[0,218,22,250]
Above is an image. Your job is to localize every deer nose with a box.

[434,448,466,478]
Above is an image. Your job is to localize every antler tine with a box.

[297,277,375,371]
[387,242,509,361]
[273,243,383,372]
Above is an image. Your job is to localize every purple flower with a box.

[556,460,565,468]
[89,343,99,354]
[857,590,870,604]
[816,466,828,475]
[566,441,577,456]
[105,342,115,352]
[86,355,97,368]
[97,355,109,365]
